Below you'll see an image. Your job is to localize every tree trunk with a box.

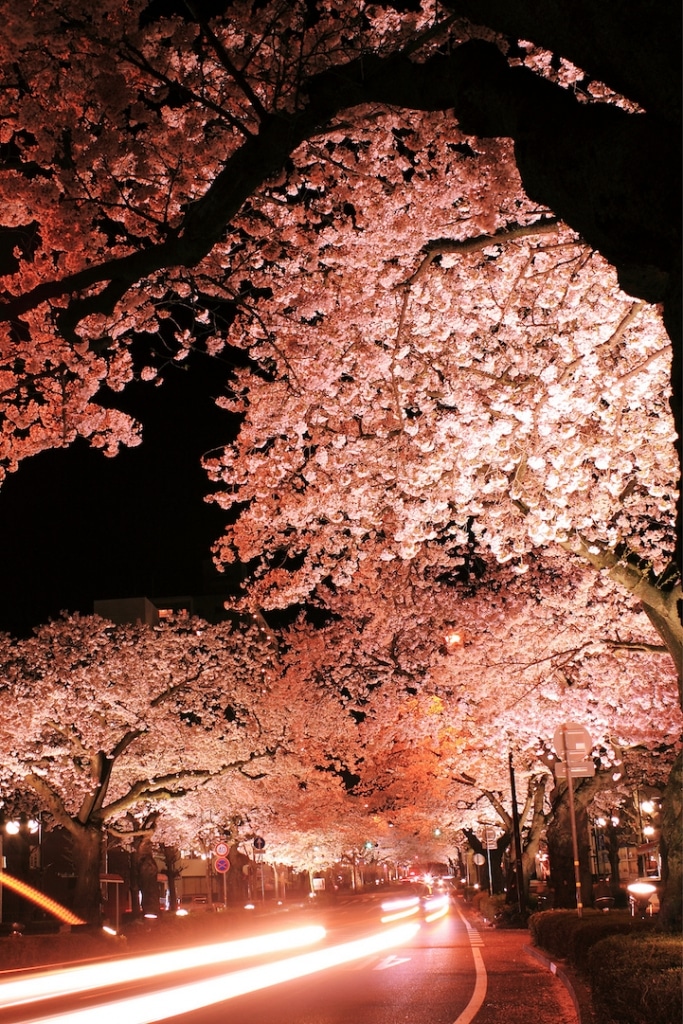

[160,844,182,912]
[487,834,508,894]
[546,789,592,909]
[462,828,509,894]
[134,832,160,918]
[226,843,250,902]
[603,820,622,898]
[70,825,104,925]
[658,749,682,931]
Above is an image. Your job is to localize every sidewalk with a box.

[456,903,593,1024]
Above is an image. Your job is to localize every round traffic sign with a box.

[473,853,486,866]
[214,856,230,873]
[253,836,266,850]
[215,841,229,857]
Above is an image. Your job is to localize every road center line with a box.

[452,906,488,1024]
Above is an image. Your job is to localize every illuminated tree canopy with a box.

[0,1,680,923]
[0,613,354,919]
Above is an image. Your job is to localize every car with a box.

[380,881,450,924]
[176,894,217,915]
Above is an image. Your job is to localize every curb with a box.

[524,944,594,1024]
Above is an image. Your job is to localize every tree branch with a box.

[401,217,560,289]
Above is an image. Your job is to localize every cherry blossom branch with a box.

[489,637,669,669]
[400,217,561,289]
[23,772,77,838]
[120,42,255,139]
[512,497,682,687]
[182,1,269,123]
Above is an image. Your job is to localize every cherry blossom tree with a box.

[0,5,677,676]
[0,0,679,924]
[0,3,677,507]
[273,555,681,912]
[0,612,347,921]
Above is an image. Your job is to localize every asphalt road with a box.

[181,906,476,1024]
[0,895,578,1024]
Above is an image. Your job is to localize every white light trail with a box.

[424,894,450,923]
[24,922,420,1024]
[0,925,325,1010]
[380,896,420,923]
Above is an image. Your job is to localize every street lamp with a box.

[627,881,657,919]
[442,626,465,652]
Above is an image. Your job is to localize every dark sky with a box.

[0,354,238,636]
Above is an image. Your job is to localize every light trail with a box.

[0,925,326,1010]
[0,874,85,926]
[380,892,450,924]
[424,894,450,923]
[22,922,420,1024]
[380,896,421,923]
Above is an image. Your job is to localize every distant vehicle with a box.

[176,894,216,915]
[381,881,450,924]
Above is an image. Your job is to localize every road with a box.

[0,893,577,1024]
[181,901,480,1024]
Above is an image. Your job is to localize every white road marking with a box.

[452,906,488,1024]
[374,954,412,970]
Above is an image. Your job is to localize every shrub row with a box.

[586,934,682,1024]
[528,910,682,1024]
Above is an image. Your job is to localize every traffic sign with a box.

[555,761,595,779]
[553,722,593,764]
[214,856,230,873]
[215,841,229,857]
[253,836,266,851]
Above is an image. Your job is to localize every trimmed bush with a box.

[586,934,682,1024]
[475,892,506,924]
[528,908,594,957]
[528,910,682,1024]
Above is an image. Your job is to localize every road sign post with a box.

[253,838,266,901]
[214,855,230,906]
[553,722,594,918]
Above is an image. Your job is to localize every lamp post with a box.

[1,816,42,924]
[627,881,657,918]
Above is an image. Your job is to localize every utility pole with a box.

[508,751,525,915]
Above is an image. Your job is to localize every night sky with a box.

[0,354,237,637]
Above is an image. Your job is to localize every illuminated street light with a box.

[5,821,20,835]
[442,627,464,652]
[627,881,657,919]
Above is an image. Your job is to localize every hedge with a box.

[586,934,682,1024]
[528,910,682,1024]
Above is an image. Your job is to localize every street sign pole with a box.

[561,726,584,918]
[253,838,266,902]
[214,842,230,907]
